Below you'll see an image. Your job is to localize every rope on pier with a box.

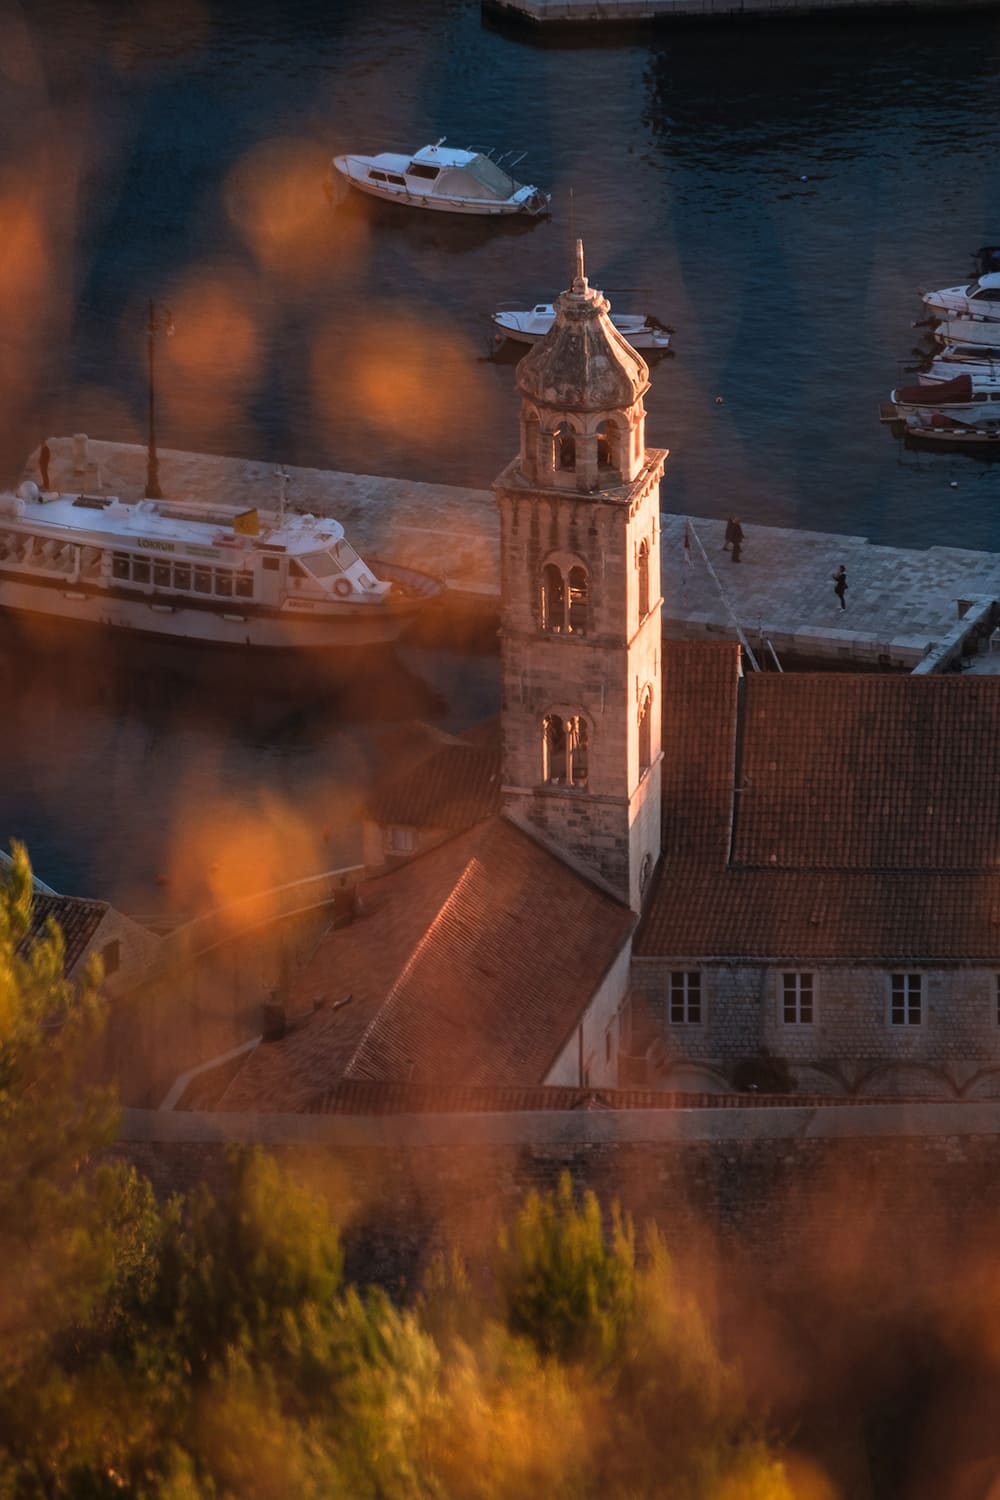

[683,519,761,672]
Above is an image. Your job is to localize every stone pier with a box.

[484,0,1000,24]
[27,436,1000,672]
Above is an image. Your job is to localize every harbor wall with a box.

[110,1101,1000,1293]
[484,0,1000,24]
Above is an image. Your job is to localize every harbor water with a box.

[1,0,999,908]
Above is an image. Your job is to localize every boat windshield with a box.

[466,156,517,197]
[302,541,359,578]
[302,550,340,578]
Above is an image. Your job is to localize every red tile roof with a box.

[217,829,487,1112]
[308,1080,910,1114]
[637,645,1000,962]
[367,738,502,832]
[345,819,634,1086]
[733,674,1000,871]
[21,892,107,973]
[217,816,631,1110]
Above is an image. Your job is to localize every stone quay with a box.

[29,435,1000,673]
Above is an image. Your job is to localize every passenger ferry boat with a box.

[0,485,440,649]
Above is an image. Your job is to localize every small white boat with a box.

[922,270,1000,320]
[932,314,1000,352]
[881,370,1000,444]
[492,302,672,351]
[0,486,440,650]
[330,139,549,217]
[918,353,1000,385]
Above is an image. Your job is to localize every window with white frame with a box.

[384,825,415,854]
[669,971,702,1025]
[890,973,923,1027]
[781,972,814,1025]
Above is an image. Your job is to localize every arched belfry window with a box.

[541,563,565,632]
[567,566,588,634]
[596,420,619,472]
[638,686,653,777]
[555,422,576,471]
[543,713,589,789]
[637,537,651,621]
[540,557,588,636]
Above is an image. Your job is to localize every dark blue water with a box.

[2,0,999,906]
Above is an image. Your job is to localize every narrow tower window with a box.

[638,537,650,621]
[555,422,576,471]
[541,563,566,632]
[596,419,618,471]
[543,714,589,789]
[638,686,653,777]
[567,565,589,635]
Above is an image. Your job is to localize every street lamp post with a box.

[145,300,174,500]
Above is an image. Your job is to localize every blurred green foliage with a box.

[0,844,792,1500]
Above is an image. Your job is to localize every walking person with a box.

[729,516,744,564]
[39,439,50,491]
[723,515,739,552]
[832,564,847,610]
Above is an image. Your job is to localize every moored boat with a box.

[918,353,1000,385]
[921,270,1000,320]
[0,486,441,649]
[492,302,672,351]
[932,314,1000,352]
[330,139,549,217]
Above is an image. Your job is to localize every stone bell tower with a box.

[494,242,668,912]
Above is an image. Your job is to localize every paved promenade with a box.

[34,436,1000,672]
[485,0,998,21]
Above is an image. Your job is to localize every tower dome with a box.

[516,241,650,413]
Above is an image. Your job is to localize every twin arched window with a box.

[541,561,588,635]
[543,714,589,788]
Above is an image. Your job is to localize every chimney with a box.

[261,992,286,1042]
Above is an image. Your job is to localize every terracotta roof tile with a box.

[639,652,1000,962]
[309,1080,909,1114]
[367,739,502,832]
[733,674,1000,870]
[20,892,107,973]
[217,829,487,1112]
[345,819,635,1085]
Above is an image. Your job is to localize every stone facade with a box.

[631,959,1000,1097]
[495,246,667,912]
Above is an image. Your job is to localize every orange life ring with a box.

[333,577,352,598]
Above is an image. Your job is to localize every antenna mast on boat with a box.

[276,468,289,522]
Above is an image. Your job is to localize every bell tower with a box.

[494,243,667,912]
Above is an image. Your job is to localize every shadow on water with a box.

[329,185,549,254]
[0,615,446,745]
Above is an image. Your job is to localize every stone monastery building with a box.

[212,245,1000,1112]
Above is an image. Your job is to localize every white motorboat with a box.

[492,302,672,351]
[918,353,1000,385]
[932,314,1000,352]
[0,486,440,649]
[881,370,1000,444]
[329,139,549,217]
[922,270,1000,320]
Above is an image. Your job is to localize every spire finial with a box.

[574,237,587,292]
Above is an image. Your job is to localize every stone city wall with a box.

[109,1103,1000,1292]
